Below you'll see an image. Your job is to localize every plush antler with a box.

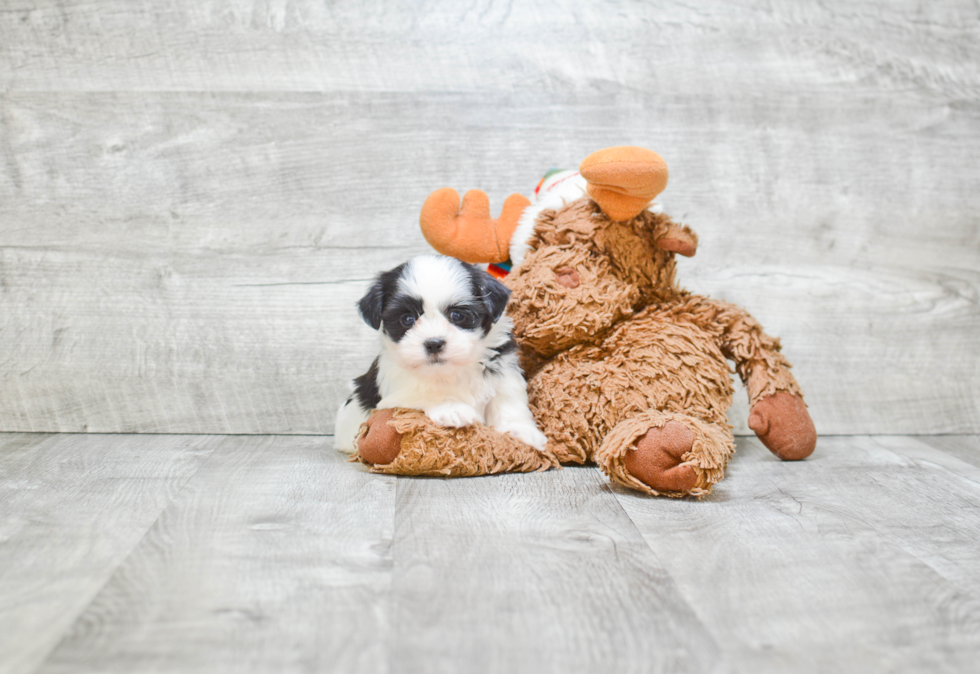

[420,188,531,264]
[580,146,669,222]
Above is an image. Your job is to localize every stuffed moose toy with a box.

[354,146,817,496]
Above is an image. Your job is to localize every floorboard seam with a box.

[24,435,227,674]
[594,467,732,671]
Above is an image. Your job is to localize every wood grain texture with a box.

[612,435,980,672]
[1,245,975,434]
[2,1,978,95]
[700,264,980,435]
[1,1,979,434]
[34,436,397,674]
[918,435,980,469]
[5,432,980,673]
[0,245,401,434]
[389,467,724,674]
[2,90,978,265]
[0,433,218,674]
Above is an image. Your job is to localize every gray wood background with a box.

[1,0,978,435]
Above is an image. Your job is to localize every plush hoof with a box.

[748,392,817,461]
[357,409,403,466]
[623,421,699,493]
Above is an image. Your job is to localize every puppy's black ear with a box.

[475,269,511,322]
[357,280,385,330]
[358,262,407,331]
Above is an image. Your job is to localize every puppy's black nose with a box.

[424,338,446,355]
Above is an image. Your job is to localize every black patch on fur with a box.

[460,263,511,334]
[381,294,424,343]
[352,357,381,410]
[357,263,407,331]
[490,336,517,361]
[442,303,482,332]
[359,257,509,346]
[483,335,517,378]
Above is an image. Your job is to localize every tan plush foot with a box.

[597,410,733,496]
[623,421,699,493]
[358,408,558,477]
[748,391,817,461]
[357,409,403,466]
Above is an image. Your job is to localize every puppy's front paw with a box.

[425,402,483,428]
[498,424,548,451]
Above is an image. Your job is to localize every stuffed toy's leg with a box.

[702,298,818,461]
[353,408,559,477]
[594,409,735,497]
[747,391,815,460]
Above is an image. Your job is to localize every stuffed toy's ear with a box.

[657,222,698,257]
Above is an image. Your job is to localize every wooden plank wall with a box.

[1,0,978,435]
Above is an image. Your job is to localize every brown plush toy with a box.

[354,146,817,497]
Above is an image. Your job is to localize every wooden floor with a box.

[2,433,979,674]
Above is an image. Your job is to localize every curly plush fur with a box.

[503,200,805,495]
[353,408,558,477]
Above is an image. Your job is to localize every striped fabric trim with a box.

[487,261,512,279]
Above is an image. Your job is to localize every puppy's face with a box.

[358,255,510,372]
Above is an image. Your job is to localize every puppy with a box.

[334,254,547,454]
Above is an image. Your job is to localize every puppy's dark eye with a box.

[449,310,464,324]
[400,315,416,327]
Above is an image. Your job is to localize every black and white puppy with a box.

[335,254,547,453]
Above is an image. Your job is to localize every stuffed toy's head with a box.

[419,147,699,359]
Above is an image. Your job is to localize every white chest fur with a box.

[375,351,497,415]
